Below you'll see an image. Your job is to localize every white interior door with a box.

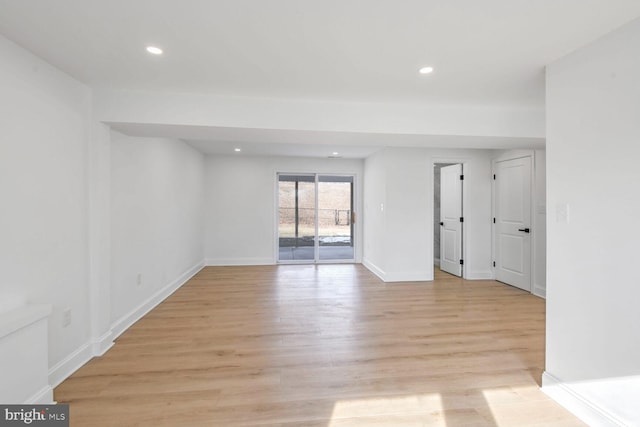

[495,157,531,291]
[440,164,462,276]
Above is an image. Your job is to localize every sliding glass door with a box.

[278,174,354,263]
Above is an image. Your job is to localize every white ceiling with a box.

[1,0,639,156]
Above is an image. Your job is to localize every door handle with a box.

[440,222,444,226]
[518,228,530,233]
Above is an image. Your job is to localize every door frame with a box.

[275,172,357,265]
[432,158,468,279]
[491,150,536,291]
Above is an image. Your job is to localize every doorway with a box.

[434,163,463,277]
[277,173,355,263]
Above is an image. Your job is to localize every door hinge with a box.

[493,174,496,180]
[460,174,464,180]
[459,217,464,223]
[493,261,496,267]
[459,259,464,265]
[493,217,495,224]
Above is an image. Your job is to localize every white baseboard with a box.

[363,259,433,282]
[112,261,204,339]
[205,257,273,266]
[48,341,93,388]
[542,372,632,427]
[533,284,546,298]
[25,385,53,404]
[362,258,386,281]
[466,270,494,280]
[90,330,114,357]
[384,270,433,282]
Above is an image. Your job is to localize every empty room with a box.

[1,1,639,426]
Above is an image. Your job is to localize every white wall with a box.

[384,149,434,281]
[0,34,92,373]
[363,148,494,282]
[544,17,640,426]
[204,155,364,265]
[362,151,387,276]
[533,149,546,297]
[110,132,205,334]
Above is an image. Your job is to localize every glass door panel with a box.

[278,175,316,261]
[318,175,354,261]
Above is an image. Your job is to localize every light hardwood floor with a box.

[55,265,584,426]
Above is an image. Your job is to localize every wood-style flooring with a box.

[55,265,584,426]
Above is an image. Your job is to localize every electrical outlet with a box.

[137,273,142,286]
[62,308,71,327]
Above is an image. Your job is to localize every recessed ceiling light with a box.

[146,46,163,55]
[419,66,434,75]
[234,148,241,152]
[332,152,339,156]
